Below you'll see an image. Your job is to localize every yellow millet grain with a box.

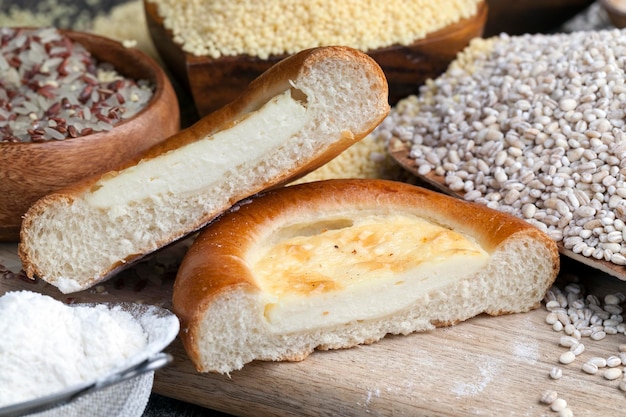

[292,135,401,184]
[0,1,92,30]
[148,0,482,59]
[91,1,161,62]
[317,37,496,186]
[447,36,497,74]
[393,36,496,113]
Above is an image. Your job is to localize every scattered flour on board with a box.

[452,354,503,397]
[512,340,539,365]
[0,290,148,407]
[365,387,381,406]
[512,316,540,365]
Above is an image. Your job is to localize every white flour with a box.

[0,291,148,407]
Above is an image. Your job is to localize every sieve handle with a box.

[95,352,173,390]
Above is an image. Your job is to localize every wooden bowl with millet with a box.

[0,28,180,241]
[144,0,488,117]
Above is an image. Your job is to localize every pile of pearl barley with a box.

[376,29,626,267]
[540,282,626,416]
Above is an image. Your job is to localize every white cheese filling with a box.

[84,89,308,208]
[249,213,490,334]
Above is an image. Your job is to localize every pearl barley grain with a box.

[550,367,563,379]
[551,398,567,412]
[559,351,576,365]
[581,361,598,375]
[546,312,559,325]
[588,357,607,368]
[570,342,585,356]
[559,408,574,417]
[591,331,607,341]
[376,29,626,268]
[559,336,579,348]
[541,390,558,405]
[603,368,623,380]
[606,356,622,367]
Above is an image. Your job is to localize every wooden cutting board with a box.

[2,241,625,416]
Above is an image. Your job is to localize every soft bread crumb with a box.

[19,47,389,293]
[173,179,559,374]
[192,235,556,373]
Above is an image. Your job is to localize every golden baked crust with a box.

[173,179,560,372]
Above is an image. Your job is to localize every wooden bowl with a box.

[0,29,180,242]
[144,0,487,117]
[600,0,626,28]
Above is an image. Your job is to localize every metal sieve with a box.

[0,302,180,417]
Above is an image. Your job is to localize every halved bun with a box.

[19,46,389,294]
[173,179,560,374]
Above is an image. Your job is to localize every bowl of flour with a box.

[0,290,179,417]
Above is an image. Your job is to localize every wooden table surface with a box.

[2,242,626,417]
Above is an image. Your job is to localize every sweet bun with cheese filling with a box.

[19,46,389,294]
[173,178,560,374]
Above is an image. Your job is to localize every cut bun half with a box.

[19,46,389,293]
[172,179,560,374]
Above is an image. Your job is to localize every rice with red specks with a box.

[0,27,153,143]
